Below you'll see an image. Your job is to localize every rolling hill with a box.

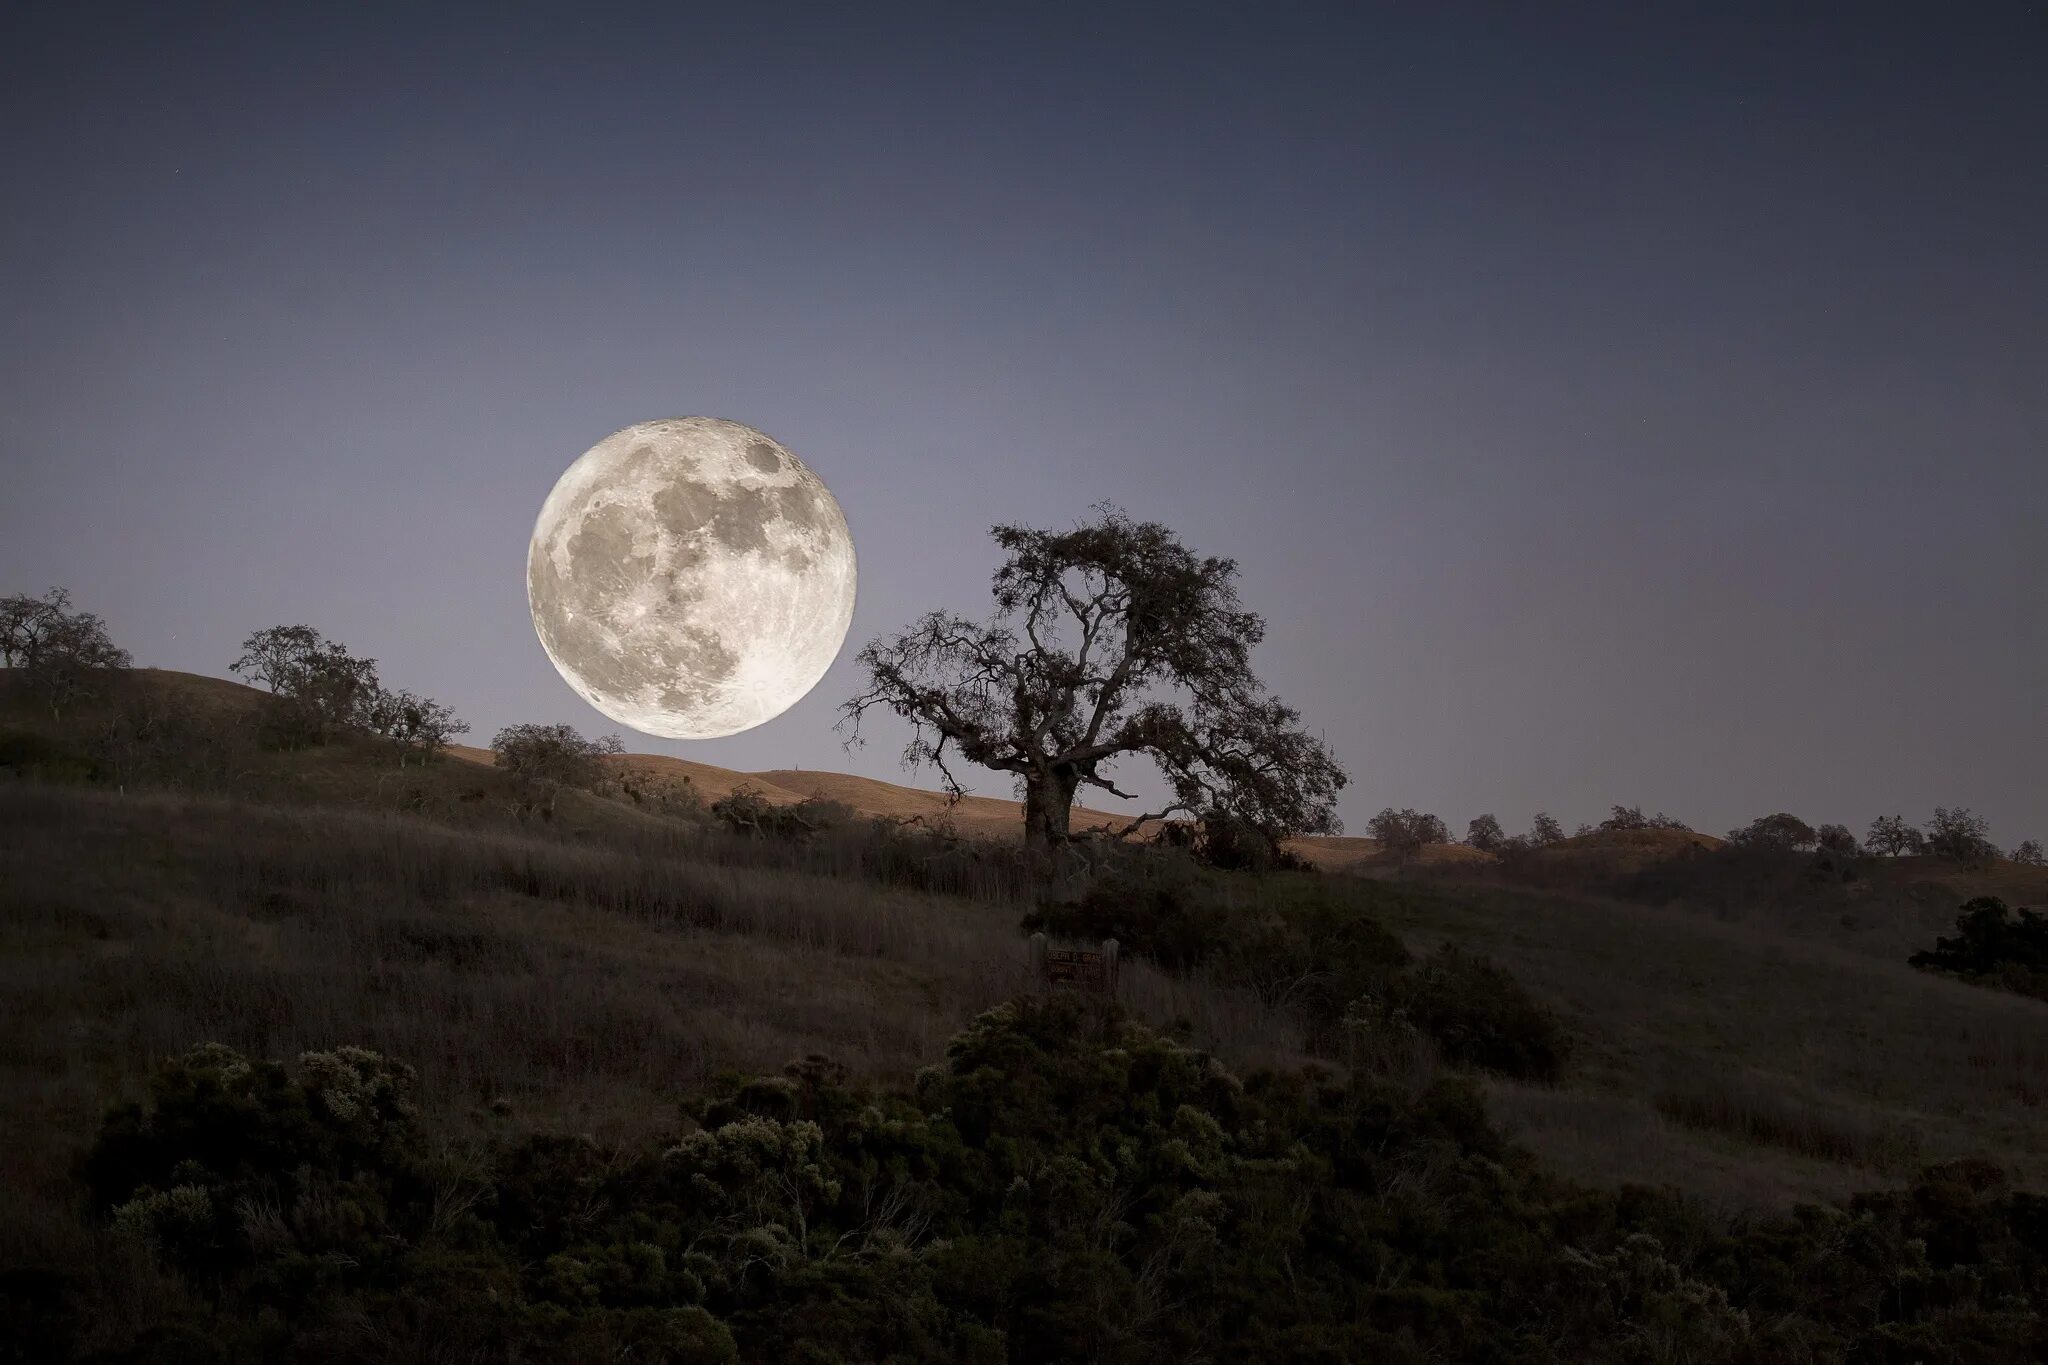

[6,662,2048,1224]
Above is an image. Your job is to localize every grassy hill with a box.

[7,666,2048,1355]
[4,667,2046,1206]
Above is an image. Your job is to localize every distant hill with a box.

[8,669,2043,907]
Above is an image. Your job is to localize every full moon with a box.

[526,417,857,739]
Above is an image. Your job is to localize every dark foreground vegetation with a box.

[1912,898,2048,1004]
[4,772,2047,1361]
[8,1000,2044,1363]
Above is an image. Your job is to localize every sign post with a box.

[1030,933,1120,995]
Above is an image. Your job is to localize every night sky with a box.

[2,4,2042,842]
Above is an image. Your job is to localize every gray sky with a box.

[2,4,2042,843]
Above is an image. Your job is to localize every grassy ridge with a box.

[6,668,2048,1357]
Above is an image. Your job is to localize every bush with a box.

[89,691,246,789]
[364,688,468,766]
[1379,944,1571,1081]
[42,1007,2048,1363]
[0,727,95,783]
[1025,869,1571,1075]
[1155,809,1313,871]
[1909,897,2048,1002]
[708,787,851,842]
[491,723,624,817]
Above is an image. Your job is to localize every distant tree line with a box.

[1358,793,2039,869]
[1371,803,1692,863]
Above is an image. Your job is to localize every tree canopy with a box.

[490,722,624,817]
[842,507,1345,848]
[1727,811,1819,850]
[1,587,131,715]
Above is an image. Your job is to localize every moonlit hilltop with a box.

[2,6,2044,1361]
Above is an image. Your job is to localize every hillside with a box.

[10,669,1341,850]
[8,665,2048,1354]
[11,669,2042,907]
[5,666,2048,1205]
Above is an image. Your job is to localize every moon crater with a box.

[527,417,857,739]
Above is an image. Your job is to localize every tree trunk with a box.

[1023,766,1080,849]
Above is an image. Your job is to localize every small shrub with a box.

[1909,897,2048,1001]
[1383,944,1571,1081]
[0,727,95,782]
[708,787,850,842]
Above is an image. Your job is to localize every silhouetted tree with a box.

[842,506,1346,849]
[1529,812,1566,846]
[1465,813,1507,853]
[231,625,380,745]
[1865,813,1924,857]
[490,723,623,818]
[1727,812,1819,850]
[1816,823,1862,857]
[2013,840,2045,867]
[1925,806,1997,864]
[2,587,78,666]
[3,588,131,716]
[231,624,323,693]
[366,689,467,767]
[1368,807,1450,867]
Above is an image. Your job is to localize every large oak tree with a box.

[842,507,1346,849]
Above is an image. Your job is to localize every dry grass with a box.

[0,780,1300,1241]
[9,702,2048,1238]
[1355,873,2048,1207]
[1478,1082,1875,1213]
[1651,1075,1920,1170]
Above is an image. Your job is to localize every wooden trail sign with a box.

[1029,933,1120,994]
